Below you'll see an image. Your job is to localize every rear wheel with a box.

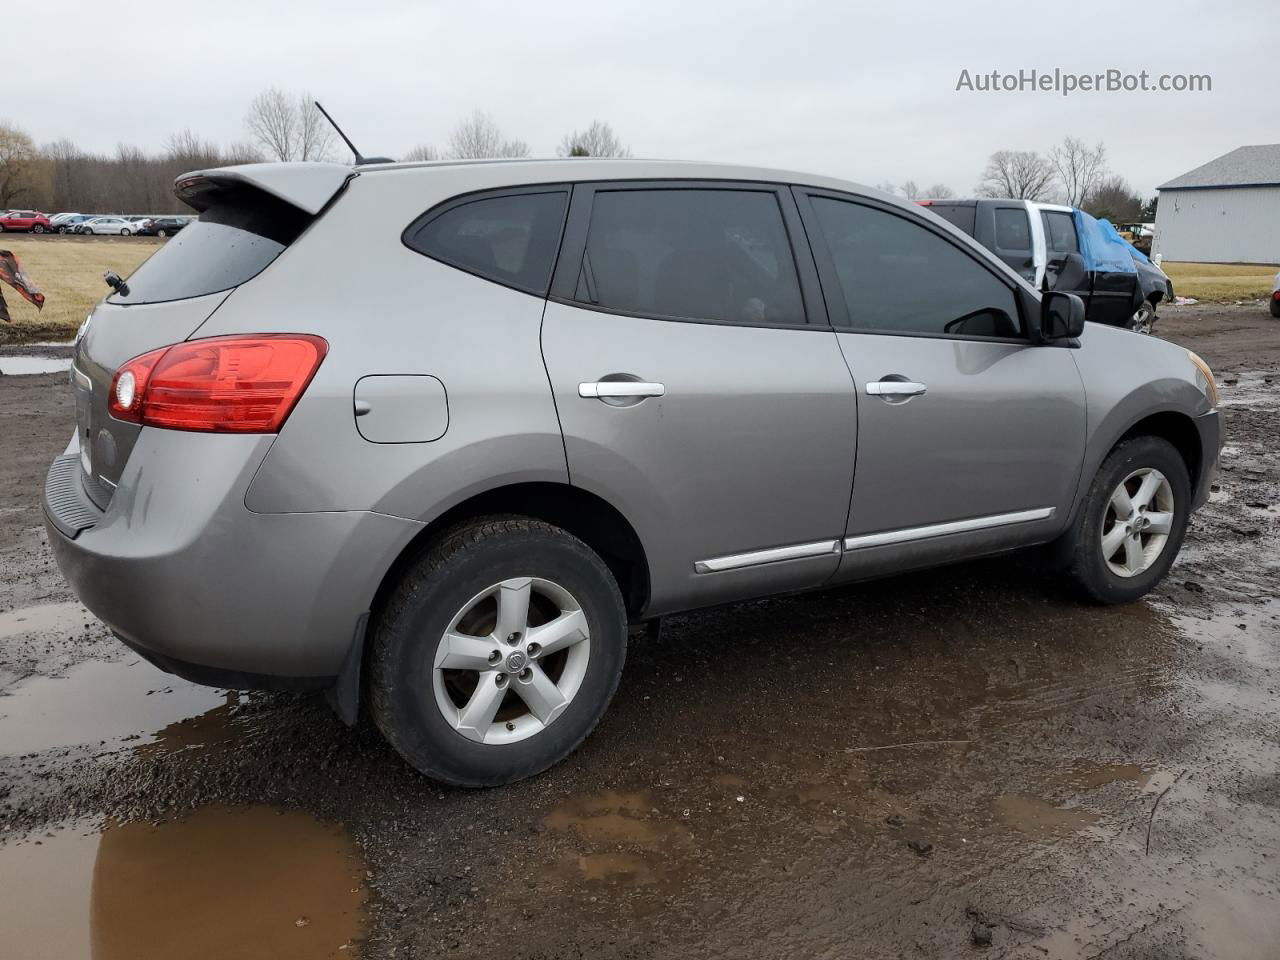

[157,228,168,238]
[1065,436,1190,603]
[1130,301,1156,335]
[1270,298,1280,319]
[119,228,130,236]
[31,224,44,234]
[370,517,627,786]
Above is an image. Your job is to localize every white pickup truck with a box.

[918,198,1174,333]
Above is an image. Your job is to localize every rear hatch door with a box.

[73,163,350,507]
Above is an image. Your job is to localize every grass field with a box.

[1162,261,1279,302]
[0,236,160,343]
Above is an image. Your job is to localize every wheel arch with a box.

[368,481,652,626]
[1114,410,1203,493]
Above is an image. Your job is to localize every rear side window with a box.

[1042,211,1079,257]
[575,189,805,326]
[405,191,568,295]
[111,191,310,305]
[994,207,1031,250]
[810,197,1021,339]
[922,203,976,236]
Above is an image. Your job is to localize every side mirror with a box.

[1039,291,1086,341]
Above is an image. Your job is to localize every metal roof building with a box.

[1153,144,1280,265]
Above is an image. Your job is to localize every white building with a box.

[1153,144,1280,264]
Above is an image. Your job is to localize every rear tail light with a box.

[108,334,328,433]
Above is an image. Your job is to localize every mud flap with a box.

[325,612,369,727]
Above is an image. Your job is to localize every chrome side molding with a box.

[693,539,841,574]
[693,508,1056,573]
[843,507,1055,551]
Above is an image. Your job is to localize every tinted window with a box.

[811,197,1021,338]
[578,189,805,326]
[407,191,567,295]
[994,207,1031,250]
[1042,211,1079,257]
[922,203,976,236]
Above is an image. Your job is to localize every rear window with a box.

[922,203,976,236]
[110,191,310,305]
[404,190,569,295]
[1042,211,1080,257]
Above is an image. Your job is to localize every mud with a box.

[0,303,1277,959]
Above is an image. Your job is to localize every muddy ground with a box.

[1,303,1277,959]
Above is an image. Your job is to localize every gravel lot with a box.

[1,303,1277,959]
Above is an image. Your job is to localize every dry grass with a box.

[1161,261,1279,302]
[0,236,161,343]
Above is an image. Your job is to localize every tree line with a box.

[2,91,1148,222]
[0,87,631,214]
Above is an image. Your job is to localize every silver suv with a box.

[45,159,1221,786]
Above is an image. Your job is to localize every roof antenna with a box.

[314,101,393,166]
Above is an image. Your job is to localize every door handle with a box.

[579,381,666,399]
[866,380,927,398]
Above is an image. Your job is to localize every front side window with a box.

[576,189,805,326]
[811,197,1021,339]
[406,191,568,295]
[1042,211,1079,258]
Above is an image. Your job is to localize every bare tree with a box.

[403,143,442,162]
[874,181,900,196]
[1084,175,1143,222]
[246,88,297,161]
[447,111,530,159]
[165,129,222,169]
[899,180,921,200]
[224,141,267,164]
[1050,136,1107,208]
[923,183,955,199]
[0,122,38,207]
[977,149,1056,200]
[557,120,630,158]
[295,94,335,161]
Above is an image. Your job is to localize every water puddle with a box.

[544,790,691,886]
[992,793,1101,836]
[0,806,366,959]
[0,654,229,756]
[0,600,96,640]
[1057,760,1152,792]
[0,356,72,375]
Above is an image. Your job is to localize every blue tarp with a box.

[1096,217,1152,264]
[1073,210,1137,274]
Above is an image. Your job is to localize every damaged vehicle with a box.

[46,159,1220,786]
[919,198,1173,333]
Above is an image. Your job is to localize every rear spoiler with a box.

[174,162,354,215]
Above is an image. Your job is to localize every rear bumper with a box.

[44,430,421,686]
[1192,408,1222,510]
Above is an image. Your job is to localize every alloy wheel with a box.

[432,577,590,745]
[1100,467,1175,577]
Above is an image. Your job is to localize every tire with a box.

[1270,298,1280,319]
[370,517,627,787]
[1130,301,1157,335]
[32,224,44,234]
[1065,436,1191,604]
[58,226,68,234]
[157,228,168,238]
[119,228,130,236]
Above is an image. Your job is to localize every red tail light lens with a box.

[108,334,328,433]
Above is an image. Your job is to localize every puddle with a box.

[574,852,654,883]
[0,600,97,640]
[543,790,672,845]
[0,356,72,375]
[1058,760,1152,792]
[0,806,366,959]
[992,793,1101,836]
[0,654,229,756]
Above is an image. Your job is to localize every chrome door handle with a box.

[579,381,666,399]
[866,380,927,397]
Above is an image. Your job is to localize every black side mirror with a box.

[1039,291,1085,341]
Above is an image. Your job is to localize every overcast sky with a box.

[11,0,1276,197]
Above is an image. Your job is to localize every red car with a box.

[0,210,53,234]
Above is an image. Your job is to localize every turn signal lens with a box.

[1186,350,1218,408]
[108,335,328,432]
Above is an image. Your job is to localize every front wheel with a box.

[157,228,168,238]
[1065,436,1191,603]
[119,228,130,236]
[31,224,44,234]
[370,517,627,786]
[1270,298,1280,319]
[1130,301,1156,335]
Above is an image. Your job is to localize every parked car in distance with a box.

[49,213,84,232]
[0,210,53,233]
[918,198,1171,332]
[79,216,139,236]
[47,159,1222,787]
[138,216,191,237]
